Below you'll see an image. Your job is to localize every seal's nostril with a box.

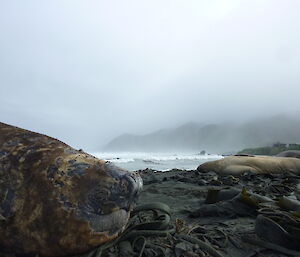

[124,173,143,201]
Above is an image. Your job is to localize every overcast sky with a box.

[1,0,300,150]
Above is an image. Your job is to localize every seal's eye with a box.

[87,187,110,212]
[87,187,121,215]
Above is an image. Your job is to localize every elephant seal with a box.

[276,150,300,159]
[197,155,300,176]
[0,122,143,256]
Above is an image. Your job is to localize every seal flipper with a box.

[223,165,258,175]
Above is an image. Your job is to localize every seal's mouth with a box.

[85,208,130,236]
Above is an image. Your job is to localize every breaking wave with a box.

[92,152,223,171]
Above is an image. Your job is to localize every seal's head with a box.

[197,159,222,174]
[67,159,143,235]
[31,149,144,255]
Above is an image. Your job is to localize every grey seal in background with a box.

[276,150,300,159]
[197,155,300,175]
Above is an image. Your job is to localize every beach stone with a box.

[174,242,193,257]
[178,177,195,184]
[255,214,299,250]
[142,173,160,185]
[197,179,207,186]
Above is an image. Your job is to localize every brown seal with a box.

[0,122,142,256]
[197,155,300,175]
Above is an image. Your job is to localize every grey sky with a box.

[1,0,300,150]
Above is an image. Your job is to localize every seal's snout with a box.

[84,164,143,217]
[103,162,143,207]
[197,164,207,173]
[123,172,143,204]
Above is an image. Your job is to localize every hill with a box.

[104,115,300,154]
[238,143,300,156]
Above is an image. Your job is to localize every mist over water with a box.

[103,114,300,154]
[1,1,300,152]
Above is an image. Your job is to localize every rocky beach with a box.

[93,163,300,257]
[2,122,300,257]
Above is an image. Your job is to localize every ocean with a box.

[92,152,223,171]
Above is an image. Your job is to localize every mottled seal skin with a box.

[0,122,143,256]
[197,155,300,175]
[276,150,300,159]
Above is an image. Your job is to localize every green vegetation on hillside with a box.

[238,143,300,156]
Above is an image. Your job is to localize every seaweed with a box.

[78,202,224,257]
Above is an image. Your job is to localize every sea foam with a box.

[92,152,223,171]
